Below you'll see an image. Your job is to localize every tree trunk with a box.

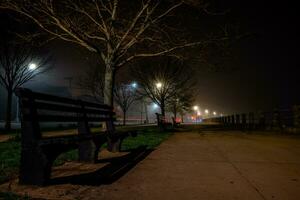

[5,89,13,131]
[173,105,177,119]
[144,101,148,124]
[160,100,165,117]
[181,114,184,123]
[102,62,115,132]
[123,110,126,126]
[103,65,116,106]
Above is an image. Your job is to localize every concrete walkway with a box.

[97,132,300,200]
[2,131,300,200]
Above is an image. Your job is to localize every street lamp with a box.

[28,63,37,71]
[156,82,162,89]
[205,109,209,114]
[131,82,138,88]
[213,111,217,116]
[152,103,159,109]
[197,111,201,116]
[193,105,199,111]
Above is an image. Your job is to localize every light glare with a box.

[156,82,162,89]
[28,63,37,70]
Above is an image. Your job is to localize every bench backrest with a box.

[15,88,115,140]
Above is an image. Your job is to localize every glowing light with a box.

[197,111,201,116]
[156,82,162,89]
[193,106,199,111]
[131,82,138,88]
[213,111,217,116]
[205,109,209,114]
[28,63,37,71]
[152,103,159,109]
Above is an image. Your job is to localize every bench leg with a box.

[107,137,121,152]
[19,146,52,186]
[78,140,97,162]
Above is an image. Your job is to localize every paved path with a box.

[98,132,300,200]
[2,131,300,200]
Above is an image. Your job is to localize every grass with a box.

[0,126,173,186]
[0,140,20,184]
[121,127,173,150]
[0,125,79,137]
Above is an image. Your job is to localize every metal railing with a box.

[203,105,300,132]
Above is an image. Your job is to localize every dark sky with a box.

[194,0,300,113]
[1,0,299,115]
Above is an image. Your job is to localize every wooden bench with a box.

[15,88,137,185]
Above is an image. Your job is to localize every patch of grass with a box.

[0,141,21,184]
[0,192,30,200]
[54,149,78,166]
[121,127,173,151]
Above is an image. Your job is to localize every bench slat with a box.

[16,88,112,110]
[22,115,115,122]
[39,133,107,145]
[32,102,114,115]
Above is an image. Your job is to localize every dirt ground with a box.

[1,131,300,200]
[0,135,12,142]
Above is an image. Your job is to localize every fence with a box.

[203,105,300,132]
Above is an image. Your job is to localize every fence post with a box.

[293,105,300,130]
[231,115,235,129]
[248,112,254,130]
[236,114,240,130]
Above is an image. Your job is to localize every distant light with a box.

[152,103,159,109]
[220,113,223,117]
[197,111,201,116]
[213,111,217,116]
[193,106,199,111]
[156,82,162,89]
[131,82,137,88]
[28,63,37,71]
[205,109,209,114]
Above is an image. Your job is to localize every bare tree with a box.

[132,58,194,117]
[114,83,137,125]
[0,0,218,107]
[0,35,49,131]
[77,64,105,103]
[167,91,194,122]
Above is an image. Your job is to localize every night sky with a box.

[1,0,299,115]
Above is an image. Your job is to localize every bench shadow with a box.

[48,146,153,186]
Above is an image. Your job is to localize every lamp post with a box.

[193,105,200,123]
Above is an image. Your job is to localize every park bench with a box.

[15,88,137,186]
